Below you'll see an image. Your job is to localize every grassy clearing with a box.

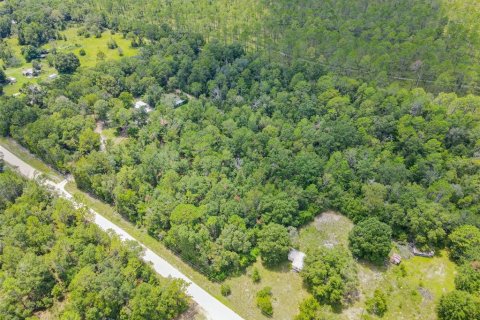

[45,28,138,68]
[1,38,58,96]
[297,211,456,320]
[2,27,138,95]
[222,260,309,320]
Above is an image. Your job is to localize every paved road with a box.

[0,145,244,320]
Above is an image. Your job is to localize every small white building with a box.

[174,99,186,108]
[288,249,306,272]
[6,77,16,84]
[134,100,152,112]
[48,73,58,80]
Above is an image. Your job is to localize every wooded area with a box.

[0,169,189,319]
[1,0,480,319]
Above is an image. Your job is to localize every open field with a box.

[297,211,456,320]
[45,28,138,68]
[1,27,138,95]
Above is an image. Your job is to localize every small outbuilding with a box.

[48,73,58,80]
[134,100,152,113]
[412,246,434,258]
[288,249,306,272]
[6,77,16,84]
[390,253,402,265]
[174,98,187,108]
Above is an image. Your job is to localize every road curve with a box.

[0,144,244,320]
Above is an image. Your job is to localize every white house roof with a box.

[288,249,306,272]
[134,100,149,109]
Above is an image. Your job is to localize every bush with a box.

[220,284,231,297]
[0,68,7,85]
[107,38,118,49]
[366,289,388,317]
[455,262,480,294]
[21,45,40,62]
[256,287,273,316]
[79,49,86,56]
[252,268,261,283]
[448,225,480,263]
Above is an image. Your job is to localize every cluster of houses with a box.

[21,68,57,80]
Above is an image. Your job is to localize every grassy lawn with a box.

[221,260,309,320]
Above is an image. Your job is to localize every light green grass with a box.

[2,27,138,95]
[221,260,309,320]
[45,28,138,68]
[297,211,456,320]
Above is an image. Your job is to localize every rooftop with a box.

[288,249,306,272]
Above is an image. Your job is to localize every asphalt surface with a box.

[0,144,244,320]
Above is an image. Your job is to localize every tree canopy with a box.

[0,169,189,319]
[349,218,392,264]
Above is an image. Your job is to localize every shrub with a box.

[256,287,273,316]
[252,268,261,283]
[220,284,231,297]
[437,290,480,320]
[107,38,118,49]
[79,49,86,56]
[448,225,480,263]
[366,290,388,317]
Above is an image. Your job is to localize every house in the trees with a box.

[288,249,306,272]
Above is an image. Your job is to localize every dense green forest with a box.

[0,168,189,319]
[1,0,480,318]
[2,0,480,93]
